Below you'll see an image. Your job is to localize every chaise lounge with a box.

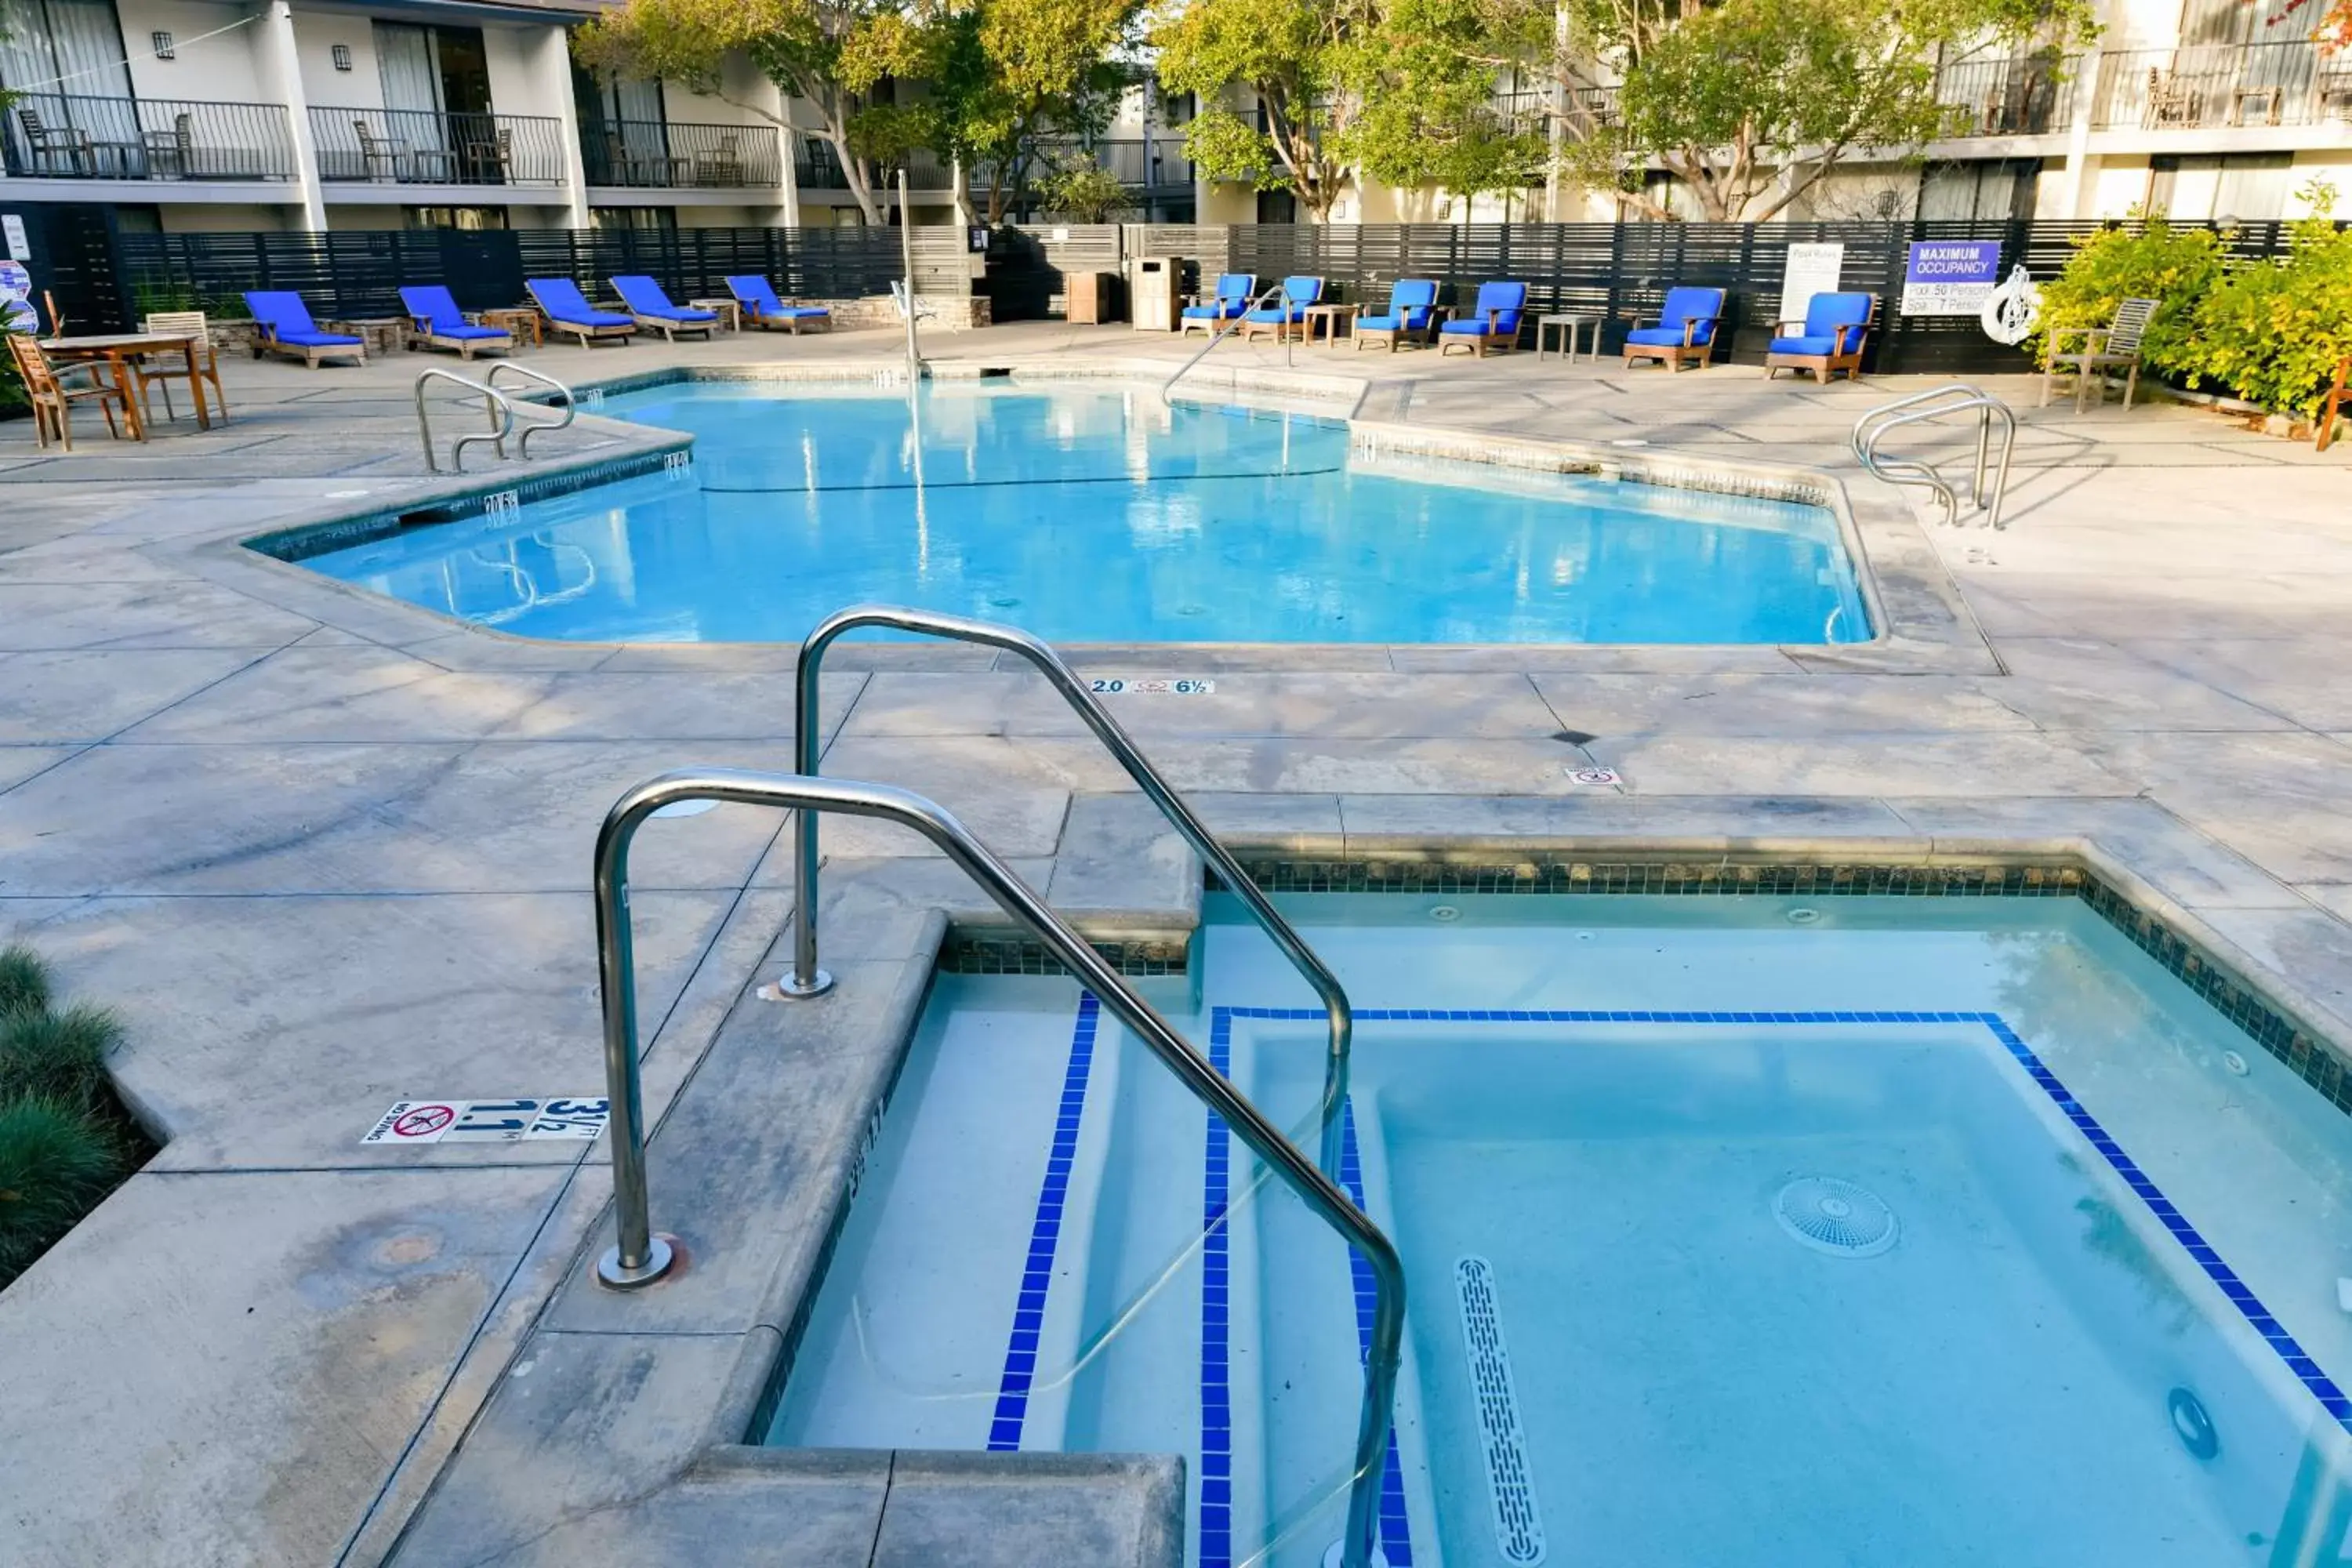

[1179,272,1255,336]
[725,275,832,335]
[525,278,637,348]
[398,285,515,361]
[1353,279,1441,351]
[1624,285,1726,372]
[1765,291,1875,384]
[611,275,720,343]
[1436,281,1527,357]
[243,290,367,368]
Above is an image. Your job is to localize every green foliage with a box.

[0,946,142,1289]
[0,946,46,1017]
[1153,0,1359,214]
[0,1098,125,1281]
[2027,210,2228,377]
[2180,196,2352,417]
[1334,0,1544,201]
[1036,161,1133,222]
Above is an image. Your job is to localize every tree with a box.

[1490,0,2097,222]
[1151,0,1362,219]
[1037,160,1134,220]
[575,0,898,223]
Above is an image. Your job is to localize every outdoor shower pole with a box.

[898,168,922,378]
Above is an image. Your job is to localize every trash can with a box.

[1126,256,1185,332]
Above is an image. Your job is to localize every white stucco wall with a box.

[118,0,268,103]
[290,9,383,112]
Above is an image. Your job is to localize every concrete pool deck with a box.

[2,318,2351,1564]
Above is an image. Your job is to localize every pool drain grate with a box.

[1774,1177,1899,1257]
[1455,1256,1548,1565]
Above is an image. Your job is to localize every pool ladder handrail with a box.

[1160,278,1295,406]
[786,604,1359,1182]
[1851,383,2017,530]
[413,362,577,474]
[590,768,1403,1568]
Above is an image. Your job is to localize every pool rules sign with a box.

[1900,240,2003,315]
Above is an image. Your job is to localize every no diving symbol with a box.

[394,1104,455,1139]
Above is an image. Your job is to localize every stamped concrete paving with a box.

[1,320,2349,1564]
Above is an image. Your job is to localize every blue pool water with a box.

[306,381,1871,644]
[771,894,2352,1567]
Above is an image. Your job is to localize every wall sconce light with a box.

[332,43,354,71]
[151,30,175,59]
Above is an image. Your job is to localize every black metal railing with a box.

[1933,54,2078,136]
[2,94,298,180]
[2092,41,2352,129]
[582,119,783,188]
[1495,86,1621,136]
[308,107,566,185]
[794,139,851,190]
[1033,136,1195,190]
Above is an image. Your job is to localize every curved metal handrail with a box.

[591,768,1402,1568]
[1852,383,2016,530]
[485,361,576,458]
[415,365,514,474]
[1161,278,1291,406]
[788,605,1358,1180]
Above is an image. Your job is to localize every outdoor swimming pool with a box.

[770,891,2352,1567]
[305,381,1871,645]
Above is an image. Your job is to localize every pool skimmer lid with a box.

[1774,1178,1899,1258]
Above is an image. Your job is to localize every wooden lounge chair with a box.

[1179,273,1254,336]
[1239,275,1322,343]
[1354,279,1440,351]
[610,275,720,343]
[243,290,368,368]
[1436,281,1528,357]
[132,310,230,423]
[1623,286,1726,372]
[525,278,637,348]
[7,334,127,451]
[725,274,831,334]
[2041,297,2158,412]
[398,285,515,361]
[1764,292,1876,384]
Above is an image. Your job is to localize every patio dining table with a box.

[37,331,213,440]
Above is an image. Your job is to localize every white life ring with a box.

[1982,266,2042,346]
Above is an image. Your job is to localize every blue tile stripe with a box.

[985,991,1101,1452]
[1200,1009,1236,1568]
[1337,1098,1415,1566]
[1217,1003,2352,1442]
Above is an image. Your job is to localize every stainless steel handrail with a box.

[787,604,1358,1180]
[485,361,576,457]
[1852,383,2017,530]
[414,365,514,474]
[591,768,1403,1568]
[1161,278,1291,405]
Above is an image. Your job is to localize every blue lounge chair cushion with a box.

[1243,275,1323,324]
[1631,285,1725,347]
[398,284,503,337]
[724,274,826,321]
[244,289,361,346]
[1182,302,1244,320]
[1439,281,1528,337]
[772,307,829,320]
[527,278,633,328]
[612,274,717,323]
[1364,279,1439,332]
[1771,292,1873,355]
[1244,306,1306,324]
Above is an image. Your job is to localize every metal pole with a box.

[597,768,1401,1568]
[788,604,1356,1181]
[898,167,922,379]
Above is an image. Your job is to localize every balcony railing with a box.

[1032,136,1195,190]
[1934,54,2078,136]
[2092,42,2352,129]
[2,94,297,180]
[309,107,566,185]
[582,120,783,188]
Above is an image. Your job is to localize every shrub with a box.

[0,944,48,1016]
[0,1004,123,1110]
[2180,188,2352,418]
[0,1098,126,1279]
[2029,209,2227,377]
[1036,162,1133,224]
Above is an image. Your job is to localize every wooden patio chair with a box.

[131,309,229,423]
[7,334,128,451]
[693,132,743,186]
[16,107,93,175]
[2041,297,2158,412]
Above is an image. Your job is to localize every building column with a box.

[532,27,591,227]
[2056,51,2099,218]
[258,0,327,231]
[758,76,798,227]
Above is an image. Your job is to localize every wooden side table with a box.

[1301,303,1353,347]
[1537,313,1601,363]
[322,318,407,356]
[689,298,742,333]
[479,307,543,348]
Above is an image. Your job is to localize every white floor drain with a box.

[1774,1178,1899,1258]
[1456,1256,1547,1564]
